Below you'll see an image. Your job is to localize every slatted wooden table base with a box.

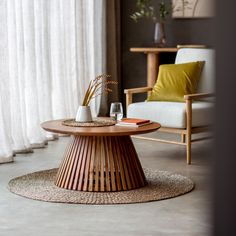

[55,135,146,192]
[41,119,161,192]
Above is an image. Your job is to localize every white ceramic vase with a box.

[75,106,93,122]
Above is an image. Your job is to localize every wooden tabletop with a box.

[130,47,178,53]
[41,119,161,136]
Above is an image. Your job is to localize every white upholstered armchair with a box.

[124,48,215,164]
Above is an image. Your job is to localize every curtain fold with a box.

[0,0,14,162]
[99,0,121,116]
[0,0,106,164]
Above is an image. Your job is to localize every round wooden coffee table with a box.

[41,119,160,192]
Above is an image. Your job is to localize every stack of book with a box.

[116,118,152,127]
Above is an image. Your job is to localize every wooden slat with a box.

[159,127,186,134]
[69,136,83,189]
[114,137,127,190]
[186,99,192,164]
[104,137,111,191]
[78,137,89,190]
[123,136,137,188]
[65,136,82,189]
[100,137,105,191]
[65,137,81,188]
[94,137,100,191]
[117,137,132,189]
[125,137,136,187]
[72,136,86,190]
[82,136,92,191]
[112,137,122,191]
[161,126,210,135]
[55,137,74,185]
[124,135,140,188]
[58,137,78,187]
[88,136,96,191]
[107,136,116,191]
[127,136,146,186]
[132,135,186,146]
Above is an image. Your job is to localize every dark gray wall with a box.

[121,0,214,107]
[214,0,236,234]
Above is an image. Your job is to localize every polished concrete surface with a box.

[0,133,213,236]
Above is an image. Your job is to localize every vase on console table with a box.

[75,105,93,122]
[130,1,169,47]
[154,21,166,47]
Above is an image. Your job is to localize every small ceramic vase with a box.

[75,106,93,122]
[154,21,166,46]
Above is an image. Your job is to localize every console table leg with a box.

[147,52,159,88]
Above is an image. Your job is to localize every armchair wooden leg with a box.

[181,134,185,143]
[186,135,191,164]
[186,99,192,164]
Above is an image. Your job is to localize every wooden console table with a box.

[130,47,178,87]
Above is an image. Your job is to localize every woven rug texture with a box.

[8,168,194,205]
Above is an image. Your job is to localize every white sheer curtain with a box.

[0,0,106,164]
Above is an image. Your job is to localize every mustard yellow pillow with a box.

[147,61,205,102]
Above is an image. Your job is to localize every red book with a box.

[120,118,150,125]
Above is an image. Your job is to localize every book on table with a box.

[116,118,152,127]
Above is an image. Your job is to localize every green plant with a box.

[82,74,117,106]
[130,0,169,23]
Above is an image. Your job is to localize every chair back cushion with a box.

[175,48,215,93]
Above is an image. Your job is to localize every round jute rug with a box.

[8,168,194,205]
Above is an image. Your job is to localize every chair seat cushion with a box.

[127,101,213,128]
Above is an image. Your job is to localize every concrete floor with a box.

[0,133,212,236]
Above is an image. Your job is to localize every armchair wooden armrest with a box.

[184,92,215,130]
[124,87,152,94]
[124,87,152,111]
[184,92,215,100]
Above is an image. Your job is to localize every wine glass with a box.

[110,102,123,121]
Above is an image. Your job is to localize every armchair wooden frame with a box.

[124,87,214,164]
